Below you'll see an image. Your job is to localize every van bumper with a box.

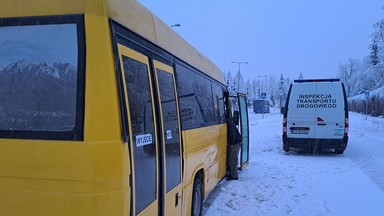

[283,135,348,151]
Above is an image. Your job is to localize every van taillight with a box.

[283,118,287,136]
[344,118,349,136]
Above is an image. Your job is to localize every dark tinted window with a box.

[122,56,156,214]
[0,15,85,140]
[212,82,225,124]
[156,69,181,192]
[176,64,216,130]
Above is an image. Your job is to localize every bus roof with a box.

[0,0,224,83]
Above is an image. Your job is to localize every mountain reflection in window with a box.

[0,24,78,132]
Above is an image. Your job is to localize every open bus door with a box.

[237,93,250,170]
[225,92,250,171]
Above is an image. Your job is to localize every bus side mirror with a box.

[233,111,239,126]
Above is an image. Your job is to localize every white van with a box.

[282,79,349,154]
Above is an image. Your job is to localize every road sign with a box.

[365,91,369,99]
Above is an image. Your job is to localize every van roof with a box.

[294,79,340,83]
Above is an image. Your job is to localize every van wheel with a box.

[191,174,203,216]
[335,149,344,154]
[283,146,290,152]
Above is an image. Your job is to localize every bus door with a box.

[237,93,250,170]
[152,60,182,216]
[117,44,159,216]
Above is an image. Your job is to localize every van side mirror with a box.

[233,111,239,126]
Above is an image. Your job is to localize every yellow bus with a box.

[0,0,250,215]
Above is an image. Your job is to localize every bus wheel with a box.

[191,174,203,216]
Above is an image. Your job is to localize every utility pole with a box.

[231,61,248,92]
[258,75,267,98]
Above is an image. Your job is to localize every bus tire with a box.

[191,174,203,216]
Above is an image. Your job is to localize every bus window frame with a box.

[0,15,86,141]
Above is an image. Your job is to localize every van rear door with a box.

[287,83,316,139]
[314,82,345,139]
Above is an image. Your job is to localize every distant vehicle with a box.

[253,99,270,113]
[282,79,349,154]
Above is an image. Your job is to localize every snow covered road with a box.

[205,109,384,216]
[347,112,384,192]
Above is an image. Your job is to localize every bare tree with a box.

[338,58,359,97]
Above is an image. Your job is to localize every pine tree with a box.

[245,79,251,106]
[251,78,259,100]
[225,70,233,88]
[278,74,287,108]
[298,72,304,80]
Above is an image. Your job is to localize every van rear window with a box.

[0,15,85,140]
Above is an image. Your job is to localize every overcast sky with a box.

[139,0,383,81]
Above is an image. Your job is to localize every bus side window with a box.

[233,111,240,126]
[212,82,225,124]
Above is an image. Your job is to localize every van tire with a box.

[335,149,344,154]
[283,146,290,152]
[191,174,203,216]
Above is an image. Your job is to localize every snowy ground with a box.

[204,108,384,216]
